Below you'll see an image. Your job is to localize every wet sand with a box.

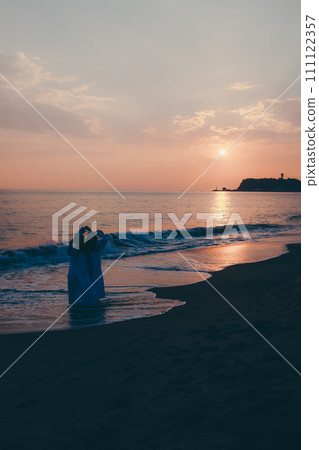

[0,244,300,450]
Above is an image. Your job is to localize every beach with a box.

[0,243,300,449]
[0,0,303,445]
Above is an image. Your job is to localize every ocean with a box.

[0,190,300,334]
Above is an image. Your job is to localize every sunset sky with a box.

[0,0,300,191]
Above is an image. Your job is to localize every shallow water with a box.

[0,241,296,334]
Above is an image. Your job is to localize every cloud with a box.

[209,125,242,135]
[0,50,75,88]
[0,87,102,139]
[231,97,300,134]
[173,110,215,134]
[141,125,158,136]
[165,95,300,155]
[0,49,115,137]
[227,81,261,91]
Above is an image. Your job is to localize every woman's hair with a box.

[67,234,85,254]
[82,225,97,252]
[84,234,97,252]
[67,226,98,257]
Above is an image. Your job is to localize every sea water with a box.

[0,190,300,334]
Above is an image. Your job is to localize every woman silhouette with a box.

[67,227,108,306]
[84,227,108,299]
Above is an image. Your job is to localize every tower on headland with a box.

[280,173,284,179]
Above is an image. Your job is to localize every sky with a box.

[0,0,300,191]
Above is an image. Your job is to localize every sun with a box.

[220,149,226,156]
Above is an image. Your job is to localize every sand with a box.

[0,244,300,450]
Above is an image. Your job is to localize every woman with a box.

[84,227,108,300]
[67,227,102,306]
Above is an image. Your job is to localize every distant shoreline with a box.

[212,189,301,192]
[0,188,302,193]
[214,176,301,192]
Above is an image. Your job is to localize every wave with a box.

[287,214,301,221]
[0,244,69,268]
[0,288,68,294]
[0,222,293,269]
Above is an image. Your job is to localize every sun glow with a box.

[220,149,226,156]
